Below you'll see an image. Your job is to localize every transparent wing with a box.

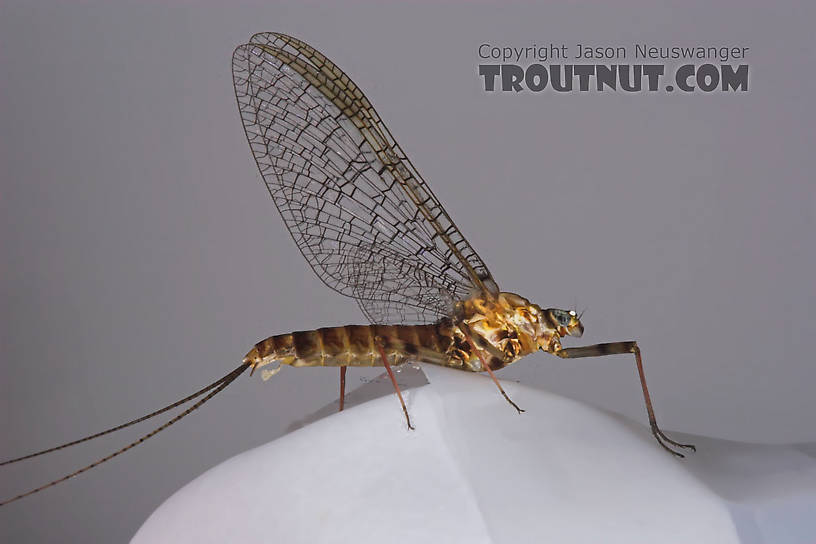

[232,33,498,324]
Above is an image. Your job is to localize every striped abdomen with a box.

[244,323,466,375]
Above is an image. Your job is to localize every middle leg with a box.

[461,330,524,414]
[375,339,414,430]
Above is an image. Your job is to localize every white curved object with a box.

[132,366,816,543]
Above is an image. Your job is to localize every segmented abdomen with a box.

[247,323,460,370]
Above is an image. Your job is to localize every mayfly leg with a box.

[375,339,414,430]
[339,367,347,412]
[461,330,525,414]
[554,341,696,457]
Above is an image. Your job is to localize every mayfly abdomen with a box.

[244,323,455,377]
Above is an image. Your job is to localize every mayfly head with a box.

[546,308,584,338]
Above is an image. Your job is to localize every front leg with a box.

[553,341,696,458]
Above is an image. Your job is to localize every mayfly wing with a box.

[232,33,498,325]
[249,31,497,300]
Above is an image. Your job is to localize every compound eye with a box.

[552,310,569,325]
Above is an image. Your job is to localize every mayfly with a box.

[1,32,694,507]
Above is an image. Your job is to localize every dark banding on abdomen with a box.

[318,327,345,357]
[250,322,460,370]
[292,330,320,362]
[345,325,374,362]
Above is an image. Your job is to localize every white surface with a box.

[132,366,816,543]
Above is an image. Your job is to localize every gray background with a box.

[1,1,814,542]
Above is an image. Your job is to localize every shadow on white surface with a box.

[132,365,816,543]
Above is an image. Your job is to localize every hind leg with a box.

[339,367,346,412]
